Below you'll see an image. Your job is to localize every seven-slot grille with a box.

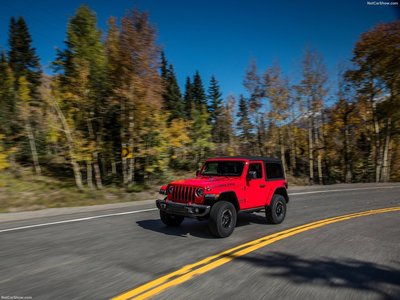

[171,186,196,203]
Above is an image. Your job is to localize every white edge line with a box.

[288,185,399,196]
[0,208,157,233]
[1,185,399,234]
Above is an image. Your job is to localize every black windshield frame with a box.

[200,161,245,177]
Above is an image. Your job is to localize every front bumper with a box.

[156,199,211,218]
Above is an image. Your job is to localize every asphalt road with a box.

[0,183,399,300]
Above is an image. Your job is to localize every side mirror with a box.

[196,170,200,176]
[247,171,257,180]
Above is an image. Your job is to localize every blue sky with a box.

[0,0,398,103]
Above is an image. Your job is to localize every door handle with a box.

[259,184,266,188]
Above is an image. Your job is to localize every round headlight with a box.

[168,186,174,194]
[195,188,204,197]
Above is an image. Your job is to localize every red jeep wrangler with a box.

[156,156,289,237]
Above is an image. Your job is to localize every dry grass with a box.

[0,170,159,213]
[286,173,309,186]
[0,168,307,213]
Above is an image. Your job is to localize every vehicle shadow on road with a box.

[236,212,267,227]
[136,212,267,239]
[232,252,400,299]
[136,219,215,239]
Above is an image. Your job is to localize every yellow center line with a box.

[111,207,400,300]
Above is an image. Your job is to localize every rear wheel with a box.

[209,201,237,238]
[265,194,286,224]
[160,211,184,226]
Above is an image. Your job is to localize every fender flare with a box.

[271,186,289,204]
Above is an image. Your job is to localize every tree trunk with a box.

[111,160,117,176]
[344,122,352,183]
[320,110,329,184]
[317,154,323,185]
[86,161,94,189]
[315,116,323,185]
[9,153,20,177]
[93,152,103,189]
[381,118,391,182]
[308,115,314,184]
[120,94,128,185]
[387,139,393,180]
[51,97,84,190]
[288,126,296,175]
[289,103,297,175]
[25,121,41,175]
[279,128,287,175]
[87,117,103,189]
[101,158,107,177]
[70,160,83,190]
[127,110,135,185]
[256,114,264,156]
[372,101,382,182]
[122,156,128,185]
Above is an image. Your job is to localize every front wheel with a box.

[160,211,184,226]
[208,201,237,238]
[265,194,286,224]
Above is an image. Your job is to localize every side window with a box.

[265,163,284,180]
[248,163,263,179]
[203,162,218,174]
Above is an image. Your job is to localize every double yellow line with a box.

[112,206,400,300]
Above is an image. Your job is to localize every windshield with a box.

[200,161,245,176]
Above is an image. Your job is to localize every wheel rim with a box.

[276,201,284,217]
[221,209,233,229]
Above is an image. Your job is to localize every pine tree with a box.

[186,71,213,164]
[208,75,226,146]
[103,16,122,180]
[54,4,107,188]
[166,64,184,120]
[159,53,184,120]
[8,17,42,100]
[0,53,16,140]
[192,71,207,108]
[189,106,214,167]
[236,95,253,155]
[56,5,106,94]
[8,17,44,173]
[160,51,168,80]
[184,76,194,119]
[208,75,223,126]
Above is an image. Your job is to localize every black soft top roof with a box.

[210,156,282,164]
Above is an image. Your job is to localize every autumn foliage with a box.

[0,5,399,190]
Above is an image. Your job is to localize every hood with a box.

[169,176,240,190]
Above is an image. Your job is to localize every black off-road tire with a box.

[208,201,237,238]
[265,194,287,224]
[160,211,184,226]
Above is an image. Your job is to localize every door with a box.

[245,162,269,208]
